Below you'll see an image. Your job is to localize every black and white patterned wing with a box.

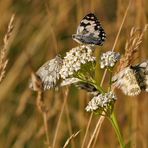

[72,13,106,45]
[112,67,141,96]
[30,55,63,91]
[132,60,148,92]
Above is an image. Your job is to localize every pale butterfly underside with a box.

[75,81,98,92]
[30,55,63,91]
[112,61,148,96]
[72,13,106,46]
[61,77,99,95]
[74,81,100,95]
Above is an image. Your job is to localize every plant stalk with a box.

[108,112,125,148]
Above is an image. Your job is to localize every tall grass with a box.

[0,0,148,148]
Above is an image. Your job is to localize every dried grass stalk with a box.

[63,131,80,148]
[31,72,50,146]
[0,14,15,83]
[117,24,148,72]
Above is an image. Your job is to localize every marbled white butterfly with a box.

[30,55,63,91]
[112,61,148,96]
[72,13,106,46]
[61,77,99,95]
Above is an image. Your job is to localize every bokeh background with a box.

[0,0,148,147]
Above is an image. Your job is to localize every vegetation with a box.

[0,0,148,147]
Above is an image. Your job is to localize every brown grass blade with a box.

[0,14,15,83]
[52,87,69,148]
[117,24,148,72]
[63,131,80,148]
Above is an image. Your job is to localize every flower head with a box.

[85,91,117,112]
[100,51,120,69]
[59,46,95,79]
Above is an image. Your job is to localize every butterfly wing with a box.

[34,55,63,90]
[72,13,106,45]
[132,60,148,92]
[112,67,141,96]
[61,77,99,95]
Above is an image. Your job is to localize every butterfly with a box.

[112,61,148,96]
[72,13,106,46]
[30,55,63,91]
[61,77,100,95]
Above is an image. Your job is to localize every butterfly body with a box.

[72,13,106,46]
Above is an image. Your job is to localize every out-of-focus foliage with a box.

[0,0,147,147]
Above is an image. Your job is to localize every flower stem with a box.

[108,112,125,148]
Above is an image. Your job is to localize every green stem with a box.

[108,112,125,148]
[108,68,113,91]
[75,73,105,94]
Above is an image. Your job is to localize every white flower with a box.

[59,46,95,79]
[61,78,80,86]
[85,91,117,112]
[100,51,120,69]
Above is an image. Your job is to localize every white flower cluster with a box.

[100,51,120,69]
[85,91,117,112]
[59,46,95,79]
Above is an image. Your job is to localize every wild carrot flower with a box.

[100,51,120,69]
[59,46,95,79]
[85,91,117,112]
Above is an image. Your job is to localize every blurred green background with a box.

[0,0,148,147]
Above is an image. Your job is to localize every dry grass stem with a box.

[0,14,15,83]
[31,72,43,92]
[81,113,93,148]
[63,131,80,148]
[43,112,50,147]
[1,0,148,147]
[87,116,105,148]
[31,72,50,146]
[52,87,69,148]
[117,24,148,72]
[65,103,75,148]
[112,0,132,51]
